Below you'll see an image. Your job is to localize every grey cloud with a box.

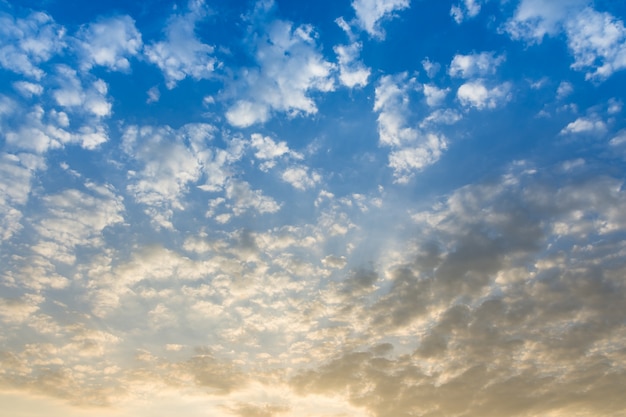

[290,162,626,417]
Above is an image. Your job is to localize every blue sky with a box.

[1,0,626,416]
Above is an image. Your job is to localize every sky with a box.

[1,0,626,416]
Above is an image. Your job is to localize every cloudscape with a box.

[1,0,626,416]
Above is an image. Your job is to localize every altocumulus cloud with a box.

[1,0,626,416]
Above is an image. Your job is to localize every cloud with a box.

[457,80,511,109]
[504,1,626,80]
[146,86,160,103]
[4,105,68,153]
[0,293,43,324]
[374,73,448,181]
[387,133,447,177]
[0,11,65,79]
[351,0,410,39]
[226,4,335,127]
[145,0,216,88]
[52,65,112,118]
[449,51,505,78]
[76,15,142,72]
[122,123,223,228]
[225,180,281,216]
[291,162,626,417]
[556,81,574,99]
[450,0,482,24]
[565,7,626,80]
[334,42,370,88]
[31,183,125,264]
[0,152,45,240]
[421,57,440,78]
[13,81,43,97]
[503,0,585,42]
[420,108,462,127]
[560,117,607,135]
[373,73,418,147]
[250,133,302,171]
[281,166,322,190]
[422,83,449,107]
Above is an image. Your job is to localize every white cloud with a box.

[421,58,440,78]
[374,73,448,181]
[122,124,211,227]
[560,117,607,135]
[610,130,626,148]
[0,153,45,240]
[32,183,125,264]
[146,86,160,104]
[388,133,448,183]
[504,1,626,80]
[226,14,335,127]
[2,103,107,151]
[374,73,417,147]
[556,81,574,99]
[4,105,70,153]
[281,166,322,190]
[351,0,410,39]
[449,51,505,78]
[251,133,290,160]
[13,81,43,97]
[565,8,626,80]
[334,42,370,88]
[145,0,216,88]
[76,15,142,71]
[457,80,511,109]
[0,11,65,79]
[225,180,281,216]
[503,0,585,42]
[608,98,622,115]
[450,0,482,24]
[422,84,449,107]
[420,109,462,127]
[52,65,112,118]
[250,133,301,171]
[122,123,253,227]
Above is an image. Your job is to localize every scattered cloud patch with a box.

[281,166,322,190]
[565,7,626,80]
[504,1,626,80]
[457,80,511,109]
[226,10,335,127]
[334,42,370,88]
[13,81,43,97]
[225,180,281,216]
[422,84,449,107]
[145,0,216,88]
[450,0,482,24]
[351,0,410,39]
[556,81,574,99]
[560,117,607,135]
[374,73,448,181]
[76,15,142,72]
[0,11,65,79]
[250,133,302,171]
[449,51,505,78]
[122,123,219,228]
